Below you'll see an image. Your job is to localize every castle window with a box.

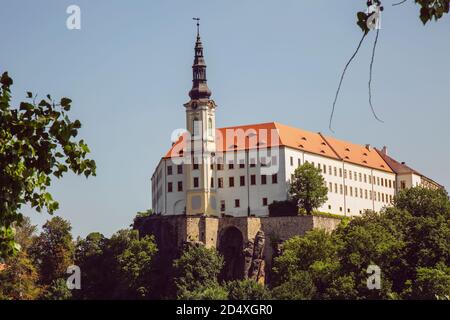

[250,158,256,167]
[240,176,245,186]
[228,162,234,170]
[220,201,225,212]
[251,175,256,185]
[218,178,224,188]
[193,163,199,170]
[193,177,199,188]
[329,182,332,191]
[298,159,301,166]
[239,160,245,169]
[364,174,367,183]
[365,189,368,199]
[329,166,332,175]
[260,157,268,167]
[360,188,363,199]
[177,165,183,174]
[290,156,293,166]
[229,177,235,187]
[335,183,338,193]
[359,173,362,182]
[208,118,213,136]
[261,175,267,185]
[262,198,268,206]
[389,180,392,188]
[178,181,183,192]
[168,182,173,193]
[271,156,278,166]
[334,167,337,176]
[211,177,214,188]
[235,199,240,208]
[339,168,343,177]
[193,118,201,137]
[328,205,331,210]
[340,184,343,195]
[167,166,173,175]
[339,207,343,212]
[272,174,278,184]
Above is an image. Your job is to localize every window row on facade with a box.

[167,174,279,192]
[289,157,396,189]
[219,197,269,211]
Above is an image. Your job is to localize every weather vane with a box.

[193,17,200,36]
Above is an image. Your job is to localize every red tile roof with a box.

[163,122,393,173]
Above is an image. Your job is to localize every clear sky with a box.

[1,0,449,238]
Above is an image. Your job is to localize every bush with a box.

[268,200,298,217]
[227,279,271,300]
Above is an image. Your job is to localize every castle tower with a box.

[183,19,218,216]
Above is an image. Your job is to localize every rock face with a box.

[244,230,266,284]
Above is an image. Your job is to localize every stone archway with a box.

[218,226,244,281]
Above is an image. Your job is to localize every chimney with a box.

[401,161,406,165]
[381,146,388,155]
[365,144,372,151]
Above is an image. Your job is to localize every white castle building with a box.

[151,26,441,218]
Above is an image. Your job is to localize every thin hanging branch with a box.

[368,28,384,122]
[392,0,407,6]
[329,32,367,132]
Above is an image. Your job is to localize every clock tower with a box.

[183,20,218,216]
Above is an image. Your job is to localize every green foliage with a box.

[181,284,229,300]
[0,71,95,259]
[272,229,341,299]
[30,217,74,286]
[0,218,40,300]
[40,278,72,300]
[227,279,271,300]
[173,244,224,299]
[116,232,158,298]
[271,271,316,300]
[289,162,328,215]
[407,263,450,299]
[73,232,110,299]
[273,187,450,300]
[312,211,345,220]
[268,200,298,217]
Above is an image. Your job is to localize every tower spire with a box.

[189,18,211,100]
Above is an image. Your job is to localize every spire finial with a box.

[193,17,200,37]
[188,17,211,100]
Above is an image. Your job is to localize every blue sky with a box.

[2,0,449,237]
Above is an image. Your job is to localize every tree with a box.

[30,217,74,287]
[0,218,41,300]
[116,232,158,299]
[273,187,450,300]
[73,232,110,300]
[173,244,224,300]
[271,229,341,299]
[0,71,96,259]
[227,279,271,300]
[288,162,328,215]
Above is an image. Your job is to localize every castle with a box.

[141,23,442,285]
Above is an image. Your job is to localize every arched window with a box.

[208,118,213,136]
